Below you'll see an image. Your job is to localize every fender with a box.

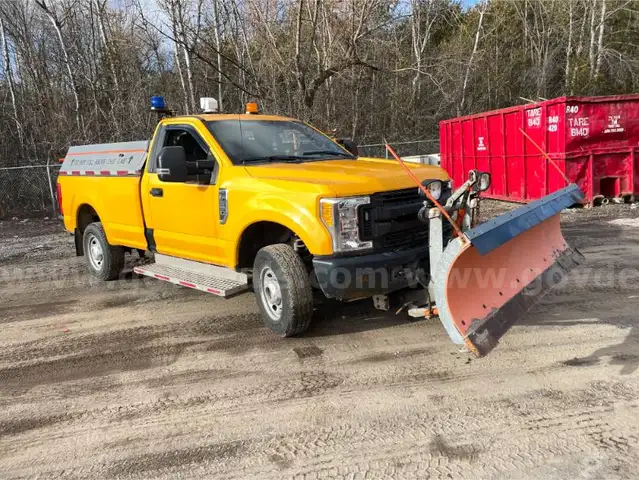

[71,195,110,240]
[64,184,105,235]
[67,197,106,256]
[229,195,333,267]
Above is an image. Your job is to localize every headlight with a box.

[420,179,443,201]
[479,172,491,191]
[320,196,373,252]
[470,170,491,192]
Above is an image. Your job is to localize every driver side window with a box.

[162,127,215,184]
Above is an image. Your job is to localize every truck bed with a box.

[58,141,150,249]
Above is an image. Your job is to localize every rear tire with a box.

[253,244,313,337]
[83,222,124,281]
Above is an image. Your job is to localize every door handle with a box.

[150,188,163,197]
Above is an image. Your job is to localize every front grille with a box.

[381,226,428,249]
[360,216,373,238]
[376,188,421,206]
[359,187,426,249]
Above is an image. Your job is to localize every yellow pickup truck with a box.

[57,97,583,356]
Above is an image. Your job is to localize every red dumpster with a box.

[440,95,639,204]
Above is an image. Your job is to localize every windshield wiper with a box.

[242,155,307,164]
[302,150,354,158]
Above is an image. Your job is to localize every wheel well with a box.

[77,204,100,233]
[237,222,296,269]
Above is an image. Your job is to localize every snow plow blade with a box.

[433,184,585,357]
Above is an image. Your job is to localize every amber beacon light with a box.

[245,102,259,114]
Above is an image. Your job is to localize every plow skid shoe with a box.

[433,184,585,357]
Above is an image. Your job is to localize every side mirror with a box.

[157,146,188,182]
[336,138,359,156]
[194,156,217,185]
[184,153,217,184]
[195,158,215,173]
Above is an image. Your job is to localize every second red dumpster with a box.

[440,94,639,204]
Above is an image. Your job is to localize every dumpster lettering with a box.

[477,137,487,152]
[604,115,624,134]
[548,115,559,132]
[568,116,589,137]
[526,107,541,127]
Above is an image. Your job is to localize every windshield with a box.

[206,119,354,165]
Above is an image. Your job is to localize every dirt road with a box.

[1,206,639,479]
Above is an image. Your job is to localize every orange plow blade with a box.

[432,184,585,357]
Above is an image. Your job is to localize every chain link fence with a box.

[0,140,437,219]
[0,164,61,219]
[359,139,438,159]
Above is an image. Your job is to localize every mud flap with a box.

[433,184,585,357]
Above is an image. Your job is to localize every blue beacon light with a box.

[150,96,166,110]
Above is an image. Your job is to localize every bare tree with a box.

[565,0,574,89]
[0,16,23,149]
[162,0,201,113]
[35,0,83,130]
[0,0,636,181]
[94,0,120,93]
[409,0,439,101]
[212,0,223,110]
[594,0,607,78]
[589,0,598,77]
[460,0,487,114]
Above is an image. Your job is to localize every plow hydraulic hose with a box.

[384,142,466,242]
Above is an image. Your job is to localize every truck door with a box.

[141,123,225,265]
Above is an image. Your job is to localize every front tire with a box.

[253,244,313,337]
[83,222,125,281]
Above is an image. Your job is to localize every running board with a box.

[134,259,248,298]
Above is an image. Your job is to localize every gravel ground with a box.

[1,203,639,479]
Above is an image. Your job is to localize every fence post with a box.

[46,158,57,216]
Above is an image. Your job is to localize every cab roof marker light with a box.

[200,97,219,113]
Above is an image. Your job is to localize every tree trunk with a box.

[460,0,487,114]
[212,0,223,111]
[174,41,189,114]
[36,1,82,130]
[181,42,197,113]
[170,0,196,113]
[95,0,119,92]
[589,0,597,78]
[594,0,606,78]
[294,0,306,117]
[571,0,589,93]
[410,0,420,102]
[565,0,573,90]
[168,2,189,113]
[0,16,24,151]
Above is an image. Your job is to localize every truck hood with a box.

[243,158,448,196]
